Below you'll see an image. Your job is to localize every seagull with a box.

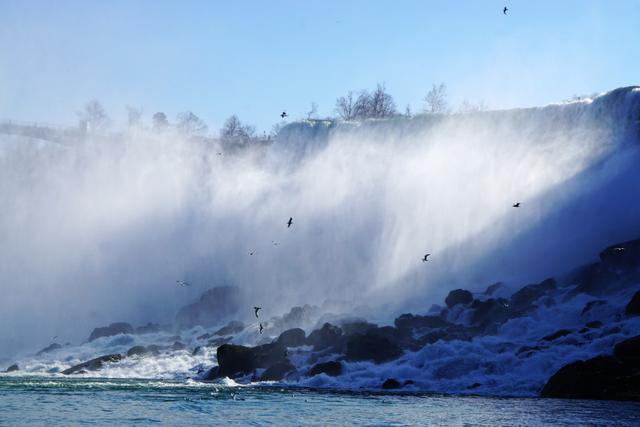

[280,111,288,119]
[216,152,223,155]
[513,202,520,208]
[613,247,626,252]
[254,307,261,318]
[176,280,190,287]
[503,6,508,15]
[52,335,58,341]
[287,217,293,228]
[422,254,430,262]
[259,323,264,334]
[272,241,278,246]
[249,251,254,256]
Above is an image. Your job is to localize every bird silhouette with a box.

[287,217,293,228]
[254,307,261,318]
[280,111,288,119]
[259,323,264,334]
[513,202,520,208]
[216,152,223,155]
[503,6,508,15]
[422,254,430,262]
[176,280,190,287]
[613,247,626,252]
[249,251,254,256]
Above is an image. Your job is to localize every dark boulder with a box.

[625,291,640,316]
[445,289,473,308]
[88,322,134,342]
[251,342,287,368]
[36,342,62,356]
[307,361,342,377]
[542,329,572,342]
[541,356,638,401]
[346,332,402,364]
[417,324,481,346]
[277,328,306,347]
[581,299,607,316]
[341,321,378,336]
[62,354,123,375]
[572,263,621,296]
[214,321,245,336]
[394,314,451,331]
[614,335,640,367]
[381,378,401,389]
[215,344,255,378]
[510,278,556,312]
[260,360,295,381]
[4,364,19,373]
[146,345,161,355]
[126,345,149,357]
[306,323,344,352]
[175,286,242,329]
[585,321,603,329]
[469,298,511,329]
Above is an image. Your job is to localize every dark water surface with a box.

[1,376,639,426]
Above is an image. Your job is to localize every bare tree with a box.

[335,91,357,120]
[424,83,449,114]
[221,115,255,144]
[126,105,143,127]
[152,112,169,131]
[176,111,208,135]
[306,102,318,120]
[78,99,108,132]
[369,83,396,118]
[353,91,373,119]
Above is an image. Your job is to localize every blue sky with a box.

[0,0,639,133]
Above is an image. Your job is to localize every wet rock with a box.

[341,321,378,336]
[599,239,640,271]
[36,343,62,356]
[214,321,245,336]
[417,324,481,346]
[381,378,401,389]
[585,321,603,329]
[510,278,556,312]
[404,379,415,386]
[541,355,638,401]
[306,323,344,352]
[175,286,242,328]
[307,361,342,377]
[203,366,219,380]
[394,314,451,331]
[614,335,640,367]
[4,364,19,373]
[581,299,607,316]
[572,263,621,296]
[346,332,402,363]
[445,289,473,308]
[146,345,161,355]
[625,291,640,316]
[215,344,255,378]
[260,360,295,381]
[197,332,211,340]
[62,354,123,375]
[277,328,306,347]
[542,329,572,342]
[467,382,481,389]
[469,298,511,329]
[172,341,187,351]
[516,345,543,356]
[88,322,134,342]
[251,342,287,369]
[126,345,150,357]
[192,346,205,356]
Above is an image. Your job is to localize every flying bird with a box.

[259,323,264,334]
[254,307,261,318]
[422,254,430,262]
[280,111,288,119]
[272,241,279,246]
[513,202,520,208]
[613,247,626,252]
[249,251,254,256]
[52,335,58,341]
[176,280,190,287]
[287,217,293,228]
[503,6,508,15]
[216,152,223,155]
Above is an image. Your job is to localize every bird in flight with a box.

[52,335,58,341]
[216,152,223,155]
[249,251,254,256]
[272,240,279,246]
[513,202,520,208]
[176,280,190,287]
[259,323,264,334]
[254,307,262,318]
[280,111,288,119]
[287,217,293,228]
[422,254,430,262]
[613,247,626,252]
[503,6,508,15]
